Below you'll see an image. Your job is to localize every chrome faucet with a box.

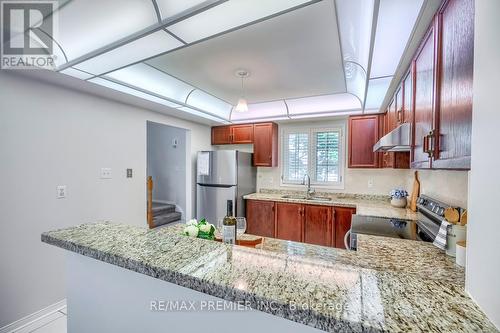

[302,174,315,199]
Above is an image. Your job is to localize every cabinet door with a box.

[395,86,404,125]
[211,126,231,145]
[334,207,356,249]
[388,99,397,131]
[276,202,303,242]
[231,124,254,144]
[253,123,278,167]
[246,200,275,238]
[304,205,333,247]
[348,115,380,168]
[403,69,414,124]
[412,25,437,169]
[433,0,474,170]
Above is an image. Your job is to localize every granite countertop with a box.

[42,222,497,332]
[243,190,418,221]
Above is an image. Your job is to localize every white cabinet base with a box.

[66,253,320,333]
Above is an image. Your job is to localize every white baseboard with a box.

[0,299,67,333]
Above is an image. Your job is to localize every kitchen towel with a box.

[433,220,451,250]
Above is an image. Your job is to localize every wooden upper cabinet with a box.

[253,122,278,167]
[276,202,303,242]
[348,115,380,168]
[211,126,231,145]
[211,122,277,167]
[412,24,437,169]
[433,0,474,170]
[211,124,253,144]
[246,200,275,238]
[334,207,356,249]
[403,69,414,124]
[395,86,404,125]
[231,124,254,144]
[388,99,397,132]
[303,205,333,247]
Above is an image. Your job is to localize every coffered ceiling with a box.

[6,0,431,124]
[146,0,345,104]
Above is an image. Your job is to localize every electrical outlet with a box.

[368,179,374,188]
[56,185,66,199]
[126,168,133,178]
[100,168,112,179]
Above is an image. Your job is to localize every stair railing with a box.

[147,176,153,229]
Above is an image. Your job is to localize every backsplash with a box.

[257,167,469,208]
[257,167,408,195]
[259,188,390,201]
[405,170,469,208]
[213,144,469,208]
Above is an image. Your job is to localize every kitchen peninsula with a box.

[41,222,496,333]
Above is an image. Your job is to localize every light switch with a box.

[126,169,133,178]
[56,185,66,199]
[100,168,112,179]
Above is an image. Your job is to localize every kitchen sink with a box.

[281,195,308,200]
[281,195,332,202]
[308,196,332,202]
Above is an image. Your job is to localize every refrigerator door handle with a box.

[197,183,234,188]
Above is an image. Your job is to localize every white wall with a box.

[147,122,188,217]
[0,71,211,326]
[466,0,500,328]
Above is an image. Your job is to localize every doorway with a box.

[146,121,189,227]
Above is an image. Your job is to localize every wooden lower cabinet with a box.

[304,205,333,247]
[334,207,356,249]
[246,200,275,238]
[246,199,354,249]
[275,202,303,242]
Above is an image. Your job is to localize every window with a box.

[282,126,344,187]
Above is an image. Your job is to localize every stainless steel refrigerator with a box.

[196,150,256,224]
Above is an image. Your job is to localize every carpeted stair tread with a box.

[152,202,176,215]
[152,211,182,227]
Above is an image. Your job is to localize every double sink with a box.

[281,194,332,202]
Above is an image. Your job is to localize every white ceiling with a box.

[146,0,345,104]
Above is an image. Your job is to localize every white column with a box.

[467,0,500,329]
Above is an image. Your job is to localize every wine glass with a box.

[236,217,247,236]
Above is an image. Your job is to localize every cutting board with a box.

[409,171,420,212]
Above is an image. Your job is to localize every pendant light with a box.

[235,69,250,113]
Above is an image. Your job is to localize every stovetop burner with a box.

[348,195,463,250]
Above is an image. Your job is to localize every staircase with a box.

[147,176,182,228]
[151,202,182,228]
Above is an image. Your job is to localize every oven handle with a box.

[344,229,351,250]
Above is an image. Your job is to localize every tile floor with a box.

[12,306,67,333]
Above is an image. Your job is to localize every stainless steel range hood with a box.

[373,122,411,152]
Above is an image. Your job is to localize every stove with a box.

[415,194,464,240]
[347,195,463,250]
